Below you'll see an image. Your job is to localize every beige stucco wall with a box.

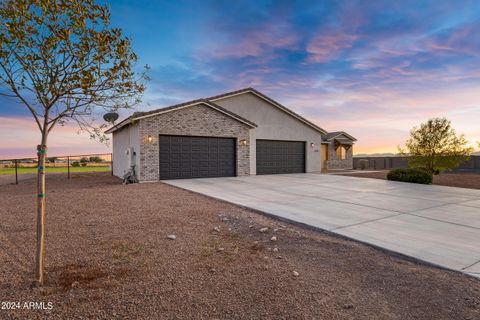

[212,92,323,174]
[112,123,140,178]
[138,104,251,181]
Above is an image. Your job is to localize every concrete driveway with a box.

[165,174,480,278]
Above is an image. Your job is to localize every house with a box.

[106,88,356,181]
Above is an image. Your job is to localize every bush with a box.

[387,168,432,184]
[358,159,369,170]
[71,161,80,167]
[89,156,102,163]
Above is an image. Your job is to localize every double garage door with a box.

[256,140,305,175]
[159,135,306,180]
[159,135,236,180]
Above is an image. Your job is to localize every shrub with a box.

[71,161,80,167]
[89,156,102,163]
[358,159,369,170]
[387,168,432,184]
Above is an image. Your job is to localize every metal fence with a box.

[0,153,113,184]
[353,155,480,172]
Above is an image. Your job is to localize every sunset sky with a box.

[1,0,480,158]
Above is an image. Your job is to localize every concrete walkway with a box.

[165,174,480,278]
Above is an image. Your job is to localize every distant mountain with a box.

[353,153,398,158]
[354,152,480,158]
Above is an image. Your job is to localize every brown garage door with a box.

[159,135,236,180]
[256,139,306,175]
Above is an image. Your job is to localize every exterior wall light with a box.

[147,135,153,143]
[239,139,248,146]
[310,142,315,148]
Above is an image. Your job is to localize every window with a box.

[336,146,346,160]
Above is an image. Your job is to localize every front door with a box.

[321,144,328,171]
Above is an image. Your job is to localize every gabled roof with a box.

[323,131,357,141]
[105,99,257,134]
[208,87,327,135]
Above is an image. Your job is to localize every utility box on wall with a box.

[125,147,136,169]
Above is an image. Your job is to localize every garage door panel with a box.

[159,135,236,180]
[256,140,305,175]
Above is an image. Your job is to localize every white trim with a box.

[210,89,328,135]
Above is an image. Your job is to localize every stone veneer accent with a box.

[138,103,251,181]
[326,142,353,169]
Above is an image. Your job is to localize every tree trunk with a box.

[34,135,47,286]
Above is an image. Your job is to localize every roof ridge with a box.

[208,87,327,135]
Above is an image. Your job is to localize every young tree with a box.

[0,0,147,286]
[399,118,473,174]
[80,157,89,166]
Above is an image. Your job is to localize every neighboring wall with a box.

[138,104,251,181]
[353,156,480,171]
[112,123,140,178]
[213,92,323,174]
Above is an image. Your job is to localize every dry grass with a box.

[0,173,479,319]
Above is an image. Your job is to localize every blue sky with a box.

[1,0,480,157]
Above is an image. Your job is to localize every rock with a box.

[71,281,80,288]
[260,227,268,233]
[270,236,277,242]
[276,255,283,259]
[213,226,221,232]
[167,234,176,240]
[273,247,279,252]
[292,270,299,277]
[209,268,216,274]
[217,247,225,252]
[222,217,229,222]
[343,304,354,310]
[248,225,253,228]
[254,241,259,244]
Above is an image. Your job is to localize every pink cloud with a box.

[0,117,110,159]
[209,23,299,59]
[306,32,358,63]
[277,84,480,154]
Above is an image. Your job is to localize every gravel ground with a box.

[0,173,36,186]
[339,171,480,189]
[1,173,479,320]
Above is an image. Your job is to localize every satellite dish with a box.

[103,112,119,123]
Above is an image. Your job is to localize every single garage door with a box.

[256,140,305,175]
[159,135,236,180]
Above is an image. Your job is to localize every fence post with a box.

[67,156,70,179]
[15,159,18,184]
[111,153,113,176]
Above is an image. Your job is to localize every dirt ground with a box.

[1,173,479,320]
[341,171,480,189]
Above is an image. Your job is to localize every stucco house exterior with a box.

[106,88,356,181]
